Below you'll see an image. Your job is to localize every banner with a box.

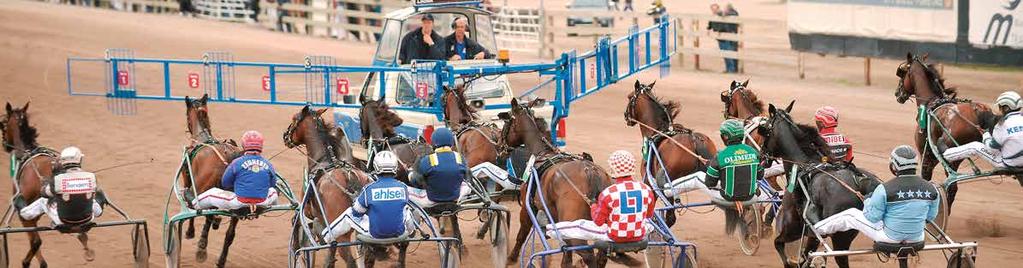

[969,0,1023,48]
[794,0,951,9]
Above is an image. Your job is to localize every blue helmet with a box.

[431,127,455,147]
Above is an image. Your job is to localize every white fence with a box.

[493,7,543,55]
[194,0,254,22]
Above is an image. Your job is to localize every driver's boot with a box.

[805,203,822,225]
[12,194,27,211]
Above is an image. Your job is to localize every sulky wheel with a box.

[0,233,8,268]
[164,221,183,268]
[947,250,976,268]
[442,240,461,268]
[132,224,150,268]
[673,246,698,268]
[490,212,508,268]
[644,233,668,268]
[738,204,762,256]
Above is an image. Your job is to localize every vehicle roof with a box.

[385,6,492,22]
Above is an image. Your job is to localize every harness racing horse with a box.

[284,106,377,267]
[179,95,243,266]
[442,85,501,168]
[502,98,614,268]
[720,80,790,191]
[623,80,716,226]
[357,96,432,183]
[758,102,881,268]
[894,53,992,211]
[3,102,63,268]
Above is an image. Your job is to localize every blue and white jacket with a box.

[222,154,277,199]
[987,111,1023,167]
[353,176,409,238]
[863,175,940,242]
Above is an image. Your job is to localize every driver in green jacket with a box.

[664,119,763,202]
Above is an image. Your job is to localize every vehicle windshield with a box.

[373,19,403,64]
[474,14,498,55]
[570,0,608,8]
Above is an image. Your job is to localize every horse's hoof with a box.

[198,239,208,249]
[84,248,96,261]
[211,218,221,230]
[196,249,207,263]
[185,229,195,239]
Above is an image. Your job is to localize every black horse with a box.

[758,101,881,268]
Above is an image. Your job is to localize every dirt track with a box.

[1,0,1023,267]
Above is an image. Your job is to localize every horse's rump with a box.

[925,102,990,149]
[181,142,241,195]
[306,167,369,225]
[807,168,865,217]
[532,159,611,223]
[15,152,57,202]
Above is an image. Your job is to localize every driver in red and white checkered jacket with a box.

[591,150,656,242]
[544,150,655,242]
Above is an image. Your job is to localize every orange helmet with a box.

[242,130,264,152]
[814,106,839,129]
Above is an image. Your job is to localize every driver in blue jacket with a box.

[408,127,471,208]
[323,151,413,241]
[813,145,940,243]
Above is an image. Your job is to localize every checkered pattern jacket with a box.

[590,177,655,242]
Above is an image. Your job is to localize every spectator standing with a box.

[708,3,740,73]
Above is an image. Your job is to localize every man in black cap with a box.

[399,14,446,65]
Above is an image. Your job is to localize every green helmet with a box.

[720,119,745,143]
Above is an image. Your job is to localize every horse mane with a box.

[366,100,403,137]
[794,122,829,158]
[445,86,477,124]
[740,89,766,115]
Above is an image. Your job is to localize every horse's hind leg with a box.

[506,208,532,263]
[945,160,964,213]
[20,219,45,268]
[76,233,95,261]
[215,217,240,268]
[397,242,409,268]
[196,217,215,262]
[185,218,196,239]
[830,231,857,268]
[449,217,467,255]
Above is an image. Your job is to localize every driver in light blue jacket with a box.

[813,145,940,243]
[322,151,413,241]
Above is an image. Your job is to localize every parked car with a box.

[566,0,614,28]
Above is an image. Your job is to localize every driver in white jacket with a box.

[944,91,1023,169]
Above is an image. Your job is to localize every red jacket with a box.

[819,127,854,163]
[589,176,656,242]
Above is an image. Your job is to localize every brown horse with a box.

[623,80,717,226]
[721,79,768,146]
[440,85,501,176]
[357,96,432,183]
[284,106,376,267]
[4,102,61,268]
[501,98,613,268]
[894,52,992,209]
[179,94,243,266]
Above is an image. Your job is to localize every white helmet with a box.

[59,146,84,167]
[372,151,399,174]
[996,91,1022,111]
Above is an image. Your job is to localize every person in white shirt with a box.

[944,91,1023,169]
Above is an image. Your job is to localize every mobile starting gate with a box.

[66,14,677,148]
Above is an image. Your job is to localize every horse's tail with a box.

[723,206,740,236]
[583,162,610,202]
[977,109,998,132]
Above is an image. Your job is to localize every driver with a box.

[813,145,940,244]
[193,131,279,210]
[398,14,446,65]
[322,151,415,241]
[943,91,1023,171]
[19,146,105,225]
[664,119,767,203]
[444,17,490,61]
[408,127,472,208]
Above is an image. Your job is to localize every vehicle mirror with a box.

[470,99,485,109]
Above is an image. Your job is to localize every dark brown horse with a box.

[501,98,613,268]
[894,53,992,210]
[284,106,376,267]
[758,102,880,268]
[179,94,243,266]
[4,102,61,268]
[441,85,501,175]
[357,96,432,183]
[623,80,717,226]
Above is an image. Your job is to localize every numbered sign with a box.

[117,70,130,86]
[187,73,200,89]
[261,75,271,91]
[416,82,429,99]
[587,62,596,80]
[336,77,349,95]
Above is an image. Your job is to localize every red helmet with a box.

[814,106,839,129]
[242,130,264,152]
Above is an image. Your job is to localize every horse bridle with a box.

[283,109,339,165]
[500,104,555,155]
[624,85,671,131]
[895,57,944,105]
[723,86,758,120]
